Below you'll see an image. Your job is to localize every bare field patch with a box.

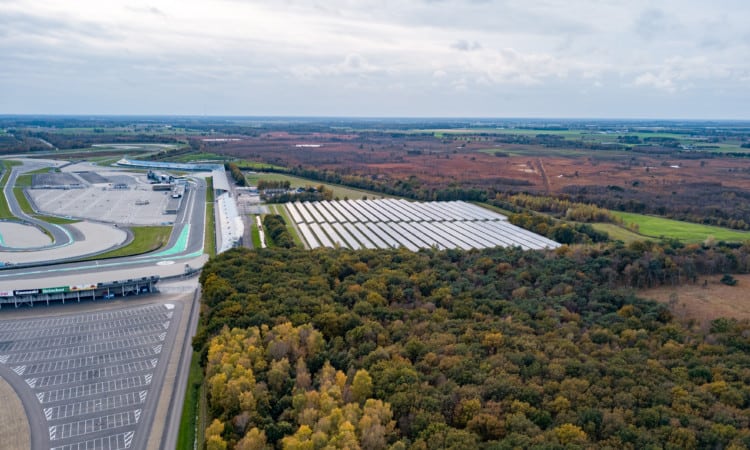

[640,274,750,328]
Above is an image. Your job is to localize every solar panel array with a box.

[284,199,560,251]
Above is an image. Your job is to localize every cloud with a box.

[451,40,482,51]
[1,0,749,117]
[634,72,676,93]
[291,54,387,80]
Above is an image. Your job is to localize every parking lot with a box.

[0,302,180,450]
[28,172,178,225]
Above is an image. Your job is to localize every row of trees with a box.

[262,215,296,248]
[508,213,610,244]
[258,180,291,190]
[494,193,623,224]
[226,162,247,186]
[197,243,750,449]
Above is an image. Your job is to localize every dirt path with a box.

[0,375,30,450]
[535,158,550,193]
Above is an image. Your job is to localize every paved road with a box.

[3,164,73,250]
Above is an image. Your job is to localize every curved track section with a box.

[3,165,74,250]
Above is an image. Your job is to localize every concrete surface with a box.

[0,222,51,248]
[0,221,127,264]
[29,178,178,225]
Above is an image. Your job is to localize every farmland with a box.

[285,199,559,251]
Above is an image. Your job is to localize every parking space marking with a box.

[0,305,167,332]
[0,302,178,450]
[51,430,135,450]
[34,359,157,388]
[0,313,172,341]
[3,322,171,352]
[44,391,148,421]
[23,347,159,375]
[52,409,141,440]
[6,335,165,364]
[39,375,151,404]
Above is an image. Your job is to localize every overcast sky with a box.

[1,0,749,118]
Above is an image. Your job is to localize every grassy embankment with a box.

[177,351,205,450]
[85,226,172,260]
[250,216,262,248]
[0,160,21,219]
[613,211,750,243]
[204,177,216,257]
[590,223,643,244]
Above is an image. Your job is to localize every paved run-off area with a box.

[0,221,127,264]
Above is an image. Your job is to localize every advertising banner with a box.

[14,289,39,296]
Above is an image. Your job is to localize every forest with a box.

[196,242,750,449]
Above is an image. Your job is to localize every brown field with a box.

[211,133,750,194]
[640,274,750,329]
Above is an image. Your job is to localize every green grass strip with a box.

[86,226,171,260]
[177,351,204,450]
[204,177,216,257]
[250,215,262,248]
[613,211,750,243]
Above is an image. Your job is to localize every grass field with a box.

[165,152,227,163]
[590,223,643,244]
[250,216,262,248]
[204,177,216,256]
[177,351,203,450]
[87,226,171,259]
[613,211,750,243]
[237,161,287,171]
[245,172,392,200]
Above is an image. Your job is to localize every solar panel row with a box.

[285,199,559,251]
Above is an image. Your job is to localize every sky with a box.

[1,0,749,119]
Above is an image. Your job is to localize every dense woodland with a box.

[197,243,750,449]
